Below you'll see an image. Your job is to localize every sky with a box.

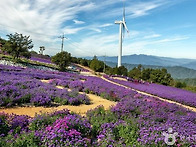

[0,0,196,59]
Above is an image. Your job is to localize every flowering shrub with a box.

[0,110,92,146]
[97,121,139,146]
[0,113,9,137]
[35,116,91,147]
[69,80,84,91]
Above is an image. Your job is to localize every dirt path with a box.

[0,80,116,117]
[102,76,196,112]
[75,64,94,73]
[0,94,116,117]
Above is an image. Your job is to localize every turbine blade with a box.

[123,22,129,33]
[123,25,125,39]
[123,0,125,22]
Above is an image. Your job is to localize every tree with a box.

[80,59,89,66]
[111,66,128,76]
[0,37,9,55]
[175,81,186,88]
[149,68,173,86]
[141,68,152,81]
[128,65,142,79]
[89,56,104,72]
[0,37,6,47]
[3,33,33,59]
[30,50,38,55]
[51,51,71,71]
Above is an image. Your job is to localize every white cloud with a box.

[63,26,85,35]
[68,34,119,57]
[128,2,164,18]
[98,0,169,20]
[121,35,190,55]
[152,36,189,44]
[73,19,85,25]
[100,23,113,28]
[143,34,161,39]
[0,0,96,54]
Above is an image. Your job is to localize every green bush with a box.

[0,114,9,136]
[175,81,187,88]
[51,51,71,71]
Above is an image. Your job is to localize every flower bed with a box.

[0,109,91,146]
[30,57,53,64]
[105,75,196,107]
[0,65,90,107]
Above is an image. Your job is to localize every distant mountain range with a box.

[84,54,196,79]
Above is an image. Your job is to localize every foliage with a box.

[175,81,187,88]
[149,68,173,86]
[0,113,9,136]
[86,106,118,137]
[89,56,104,72]
[184,86,196,93]
[70,57,91,67]
[128,64,142,79]
[51,51,71,71]
[176,78,196,86]
[108,66,128,76]
[30,50,38,55]
[2,33,33,59]
[128,65,174,86]
[80,58,89,66]
[0,37,7,54]
[141,68,152,80]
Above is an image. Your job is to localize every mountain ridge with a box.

[83,54,196,70]
[83,54,196,79]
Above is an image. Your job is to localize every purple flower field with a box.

[0,65,90,107]
[30,57,53,64]
[105,75,196,107]
[0,64,196,146]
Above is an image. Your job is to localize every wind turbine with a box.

[115,1,129,67]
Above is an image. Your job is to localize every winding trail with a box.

[0,80,116,117]
[0,94,116,117]
[73,64,196,112]
[101,76,196,112]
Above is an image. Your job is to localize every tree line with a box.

[70,55,174,86]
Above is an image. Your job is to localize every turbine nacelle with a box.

[115,20,123,24]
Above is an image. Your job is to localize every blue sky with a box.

[0,0,196,59]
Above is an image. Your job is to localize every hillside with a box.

[182,61,196,70]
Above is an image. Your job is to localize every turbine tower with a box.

[115,1,129,67]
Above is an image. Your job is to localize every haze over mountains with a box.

[97,54,196,69]
[84,54,196,79]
